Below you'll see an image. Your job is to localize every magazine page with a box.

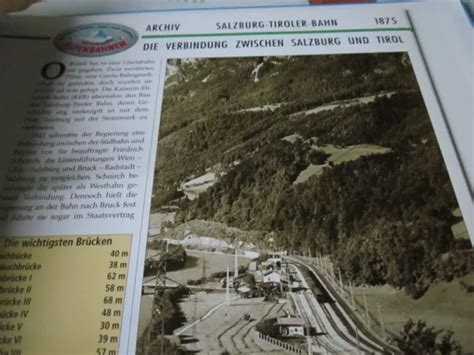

[0,15,163,355]
[0,3,472,355]
[407,0,473,194]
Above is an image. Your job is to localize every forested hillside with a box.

[152,54,471,297]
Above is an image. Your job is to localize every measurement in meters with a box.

[101,309,122,317]
[95,245,129,353]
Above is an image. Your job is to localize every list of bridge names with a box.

[0,235,131,355]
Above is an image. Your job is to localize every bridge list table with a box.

[0,234,131,355]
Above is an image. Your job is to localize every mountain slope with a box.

[152,53,471,297]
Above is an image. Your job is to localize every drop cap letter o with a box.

[41,62,66,80]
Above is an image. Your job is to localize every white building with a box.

[267,254,283,265]
[263,271,281,284]
[277,317,305,337]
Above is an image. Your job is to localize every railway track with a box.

[287,258,396,354]
[303,290,360,353]
[290,289,338,353]
[305,264,397,353]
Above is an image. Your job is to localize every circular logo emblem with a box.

[54,23,139,57]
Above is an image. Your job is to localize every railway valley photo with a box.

[137,53,473,354]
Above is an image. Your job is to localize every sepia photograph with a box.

[137,53,472,354]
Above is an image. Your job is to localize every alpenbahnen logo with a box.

[54,23,139,57]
